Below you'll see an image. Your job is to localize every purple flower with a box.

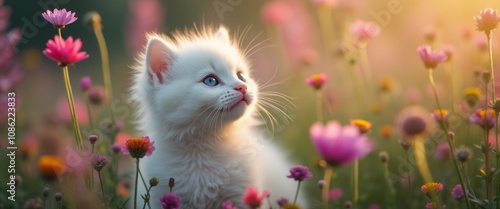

[309,121,374,167]
[89,153,110,172]
[417,45,447,69]
[222,200,238,209]
[329,188,343,201]
[80,76,92,92]
[287,165,312,181]
[160,192,180,209]
[277,197,289,207]
[451,184,465,200]
[42,8,77,28]
[469,108,496,130]
[434,143,451,160]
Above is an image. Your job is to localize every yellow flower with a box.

[350,119,372,134]
[421,182,443,198]
[379,76,393,92]
[38,155,65,181]
[464,88,482,107]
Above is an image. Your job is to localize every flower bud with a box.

[83,11,102,29]
[54,192,63,202]
[80,76,92,92]
[169,177,175,190]
[456,146,472,163]
[88,135,98,144]
[149,177,159,187]
[379,151,390,163]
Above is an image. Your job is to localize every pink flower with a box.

[433,143,451,160]
[56,97,88,126]
[159,192,180,209]
[222,200,238,209]
[469,108,496,130]
[242,186,269,209]
[306,73,328,90]
[121,136,155,158]
[312,0,338,8]
[42,8,77,28]
[417,45,447,69]
[451,184,465,200]
[309,121,374,167]
[328,187,343,201]
[474,8,500,33]
[261,1,291,26]
[43,36,89,67]
[350,20,380,43]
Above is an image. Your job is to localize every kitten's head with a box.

[132,26,258,132]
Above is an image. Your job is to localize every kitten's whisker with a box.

[189,104,219,128]
[259,91,296,106]
[256,103,280,133]
[245,45,274,58]
[242,31,263,55]
[258,100,293,124]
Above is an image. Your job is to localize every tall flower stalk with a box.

[417,45,471,209]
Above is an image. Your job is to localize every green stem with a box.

[93,27,116,126]
[428,69,472,209]
[322,167,333,209]
[353,159,359,206]
[62,66,83,150]
[134,158,139,209]
[462,163,476,196]
[90,144,94,191]
[383,162,395,208]
[98,171,105,197]
[293,181,301,205]
[405,150,414,209]
[58,28,62,38]
[138,168,148,190]
[142,187,151,209]
[487,32,495,107]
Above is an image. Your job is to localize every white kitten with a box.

[130,26,306,209]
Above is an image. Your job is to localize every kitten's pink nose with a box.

[234,85,247,94]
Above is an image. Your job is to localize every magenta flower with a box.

[287,165,313,181]
[43,36,89,67]
[417,45,447,69]
[222,200,238,209]
[242,186,269,209]
[306,73,328,90]
[89,153,110,172]
[277,197,289,207]
[328,188,343,201]
[469,108,496,130]
[474,8,500,33]
[433,143,451,160]
[350,20,380,43]
[121,136,155,158]
[261,1,291,26]
[451,184,465,200]
[309,121,374,167]
[42,8,77,28]
[159,192,180,209]
[80,76,92,92]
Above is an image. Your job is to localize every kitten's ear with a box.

[214,27,230,44]
[145,37,175,84]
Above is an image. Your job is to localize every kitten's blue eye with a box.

[237,72,246,82]
[203,76,219,86]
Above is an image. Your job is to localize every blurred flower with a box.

[464,88,482,107]
[442,45,455,61]
[121,136,155,158]
[378,76,393,92]
[287,165,313,181]
[431,109,449,124]
[261,1,291,26]
[111,144,121,154]
[451,184,465,200]
[379,151,389,163]
[160,192,181,209]
[425,202,439,209]
[421,182,443,198]
[350,119,372,134]
[56,97,89,126]
[42,8,77,28]
[88,86,107,105]
[88,135,98,144]
[43,35,89,67]
[309,121,374,166]
[312,0,338,8]
[222,200,238,209]
[474,8,500,33]
[328,187,343,201]
[380,125,393,139]
[422,25,436,43]
[350,20,380,43]
[55,192,63,202]
[433,143,451,160]
[401,172,415,188]
[344,200,352,208]
[488,132,499,150]
[115,120,125,131]
[306,73,328,90]
[277,197,289,207]
[20,133,38,159]
[462,26,474,40]
[38,155,66,181]
[405,88,422,104]
[474,35,488,52]
[242,186,269,209]
[371,102,381,114]
[469,108,496,130]
[115,132,135,146]
[80,76,92,92]
[417,45,447,69]
[89,153,109,172]
[42,185,50,197]
[126,0,165,54]
[318,180,325,189]
[456,146,472,163]
[368,204,380,209]
[396,106,435,138]
[283,204,301,209]
[398,138,412,150]
[116,179,131,198]
[22,198,43,209]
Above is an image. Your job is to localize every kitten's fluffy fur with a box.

[130,26,306,208]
